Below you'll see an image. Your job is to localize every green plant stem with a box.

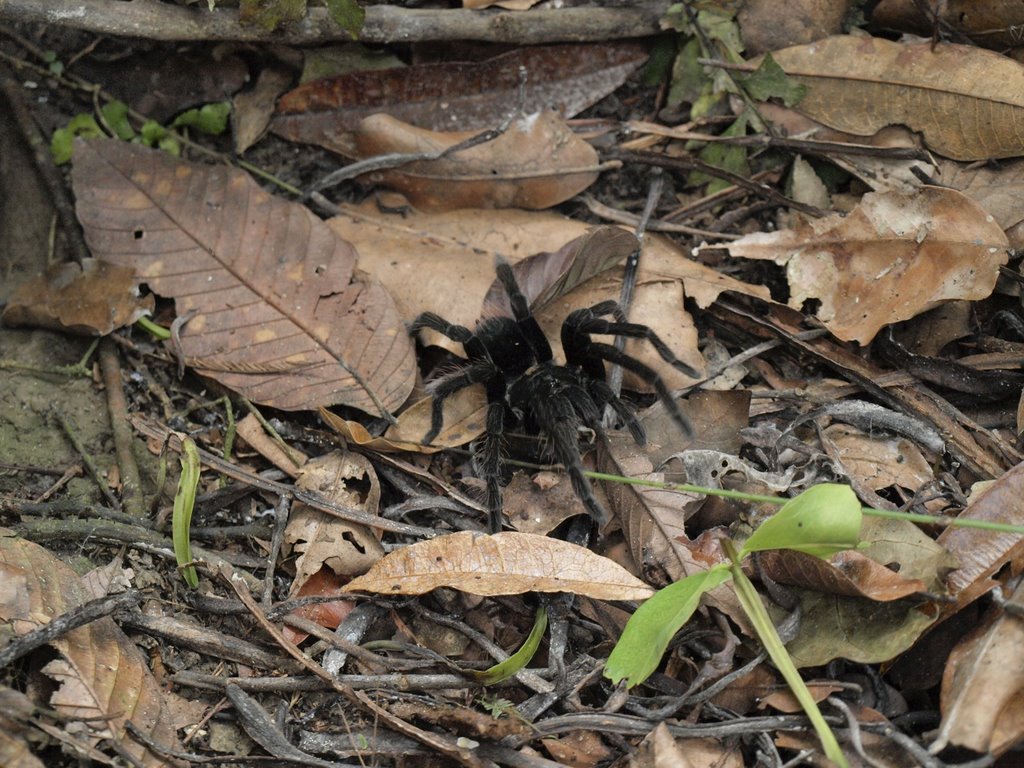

[722,539,848,767]
[584,471,1024,536]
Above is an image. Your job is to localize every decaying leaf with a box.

[933,578,1024,755]
[0,529,182,766]
[1,259,153,336]
[71,138,415,416]
[756,549,925,602]
[768,35,1024,160]
[873,0,1024,50]
[271,43,647,156]
[937,460,1024,611]
[284,451,384,587]
[354,111,599,211]
[343,531,655,600]
[721,187,1009,343]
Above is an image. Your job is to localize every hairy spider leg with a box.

[524,371,609,525]
[408,312,503,444]
[568,301,702,379]
[478,400,508,533]
[494,257,554,364]
[587,340,694,438]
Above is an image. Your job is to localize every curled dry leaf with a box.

[343,531,654,600]
[271,43,647,156]
[756,549,925,602]
[355,111,600,211]
[0,529,182,767]
[933,577,1024,755]
[285,451,384,587]
[721,187,1008,343]
[0,259,153,336]
[937,460,1024,612]
[71,139,415,416]
[768,35,1024,161]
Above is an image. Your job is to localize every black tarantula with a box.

[409,257,699,532]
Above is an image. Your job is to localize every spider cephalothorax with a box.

[409,257,698,532]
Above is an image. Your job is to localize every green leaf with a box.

[172,101,231,135]
[467,607,547,685]
[741,483,862,559]
[723,539,848,767]
[325,0,365,39]
[741,53,806,107]
[605,566,731,688]
[172,437,202,587]
[692,113,749,193]
[101,100,135,141]
[51,113,103,165]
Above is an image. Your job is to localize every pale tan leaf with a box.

[235,413,309,477]
[0,529,182,767]
[71,138,415,416]
[355,111,599,211]
[821,424,934,493]
[721,187,1009,343]
[935,157,1024,248]
[769,35,1024,161]
[284,451,384,587]
[342,531,655,600]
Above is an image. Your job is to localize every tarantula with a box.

[409,257,698,532]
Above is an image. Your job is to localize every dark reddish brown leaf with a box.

[756,549,925,602]
[71,139,415,416]
[270,43,647,156]
[354,112,599,211]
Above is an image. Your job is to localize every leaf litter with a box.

[3,10,1024,768]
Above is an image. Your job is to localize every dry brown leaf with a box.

[937,460,1024,611]
[271,43,647,156]
[873,0,1024,49]
[935,157,1024,248]
[284,451,384,587]
[0,529,182,767]
[354,111,599,211]
[72,138,414,416]
[0,259,153,336]
[721,187,1009,343]
[598,435,746,625]
[756,549,926,602]
[235,412,308,477]
[933,578,1024,755]
[233,63,295,155]
[768,35,1024,161]
[821,424,934,493]
[342,531,654,600]
[328,203,765,389]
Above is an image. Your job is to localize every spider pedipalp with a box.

[408,256,696,532]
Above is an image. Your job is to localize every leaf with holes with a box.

[71,139,414,416]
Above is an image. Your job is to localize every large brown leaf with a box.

[271,43,647,156]
[0,530,182,767]
[720,187,1008,343]
[353,111,600,211]
[71,139,414,416]
[768,35,1024,161]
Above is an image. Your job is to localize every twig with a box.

[0,1,670,44]
[98,338,145,518]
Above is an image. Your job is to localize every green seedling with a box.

[171,436,202,587]
[467,606,547,685]
[605,483,863,767]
